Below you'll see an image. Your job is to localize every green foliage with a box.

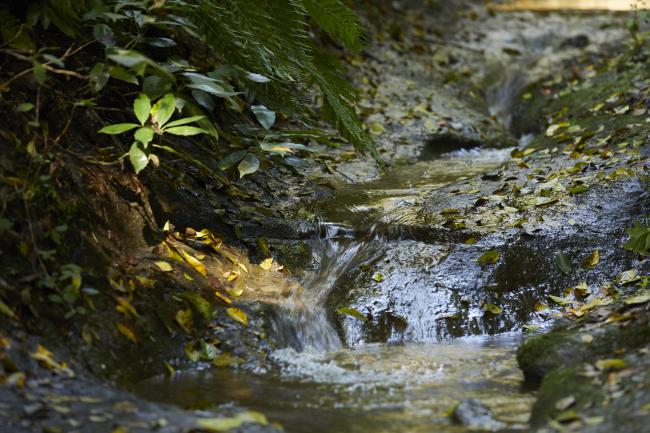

[624,221,650,256]
[99,93,208,173]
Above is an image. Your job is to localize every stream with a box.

[134,146,534,432]
[132,2,635,432]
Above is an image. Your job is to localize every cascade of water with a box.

[269,222,381,352]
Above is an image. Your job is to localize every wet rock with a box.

[452,399,505,431]
[561,34,590,49]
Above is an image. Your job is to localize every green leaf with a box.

[164,126,207,136]
[109,66,138,85]
[483,303,502,314]
[623,222,650,256]
[129,142,149,174]
[237,154,259,178]
[246,72,270,83]
[32,62,47,85]
[477,250,500,265]
[218,150,247,171]
[555,252,572,275]
[99,123,139,134]
[164,115,205,128]
[16,103,34,113]
[89,63,109,93]
[251,105,275,130]
[134,127,154,148]
[133,93,151,125]
[336,306,368,321]
[150,93,176,127]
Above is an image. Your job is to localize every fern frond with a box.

[299,0,365,51]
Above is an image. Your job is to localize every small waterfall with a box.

[270,223,380,352]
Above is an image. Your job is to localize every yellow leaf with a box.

[595,358,627,371]
[582,250,600,268]
[259,258,274,271]
[214,291,232,305]
[196,411,268,432]
[182,251,207,276]
[175,309,193,333]
[213,352,243,368]
[227,307,248,326]
[154,260,173,272]
[115,322,138,343]
[372,273,384,282]
[115,297,139,318]
[483,303,502,314]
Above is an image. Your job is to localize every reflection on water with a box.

[490,0,636,11]
[134,334,534,433]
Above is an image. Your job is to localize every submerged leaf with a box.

[196,411,268,432]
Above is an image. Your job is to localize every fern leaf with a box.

[299,0,364,50]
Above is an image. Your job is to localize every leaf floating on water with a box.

[337,306,368,321]
[483,303,502,314]
[477,250,500,265]
[214,352,243,368]
[595,358,628,371]
[372,272,384,282]
[227,307,248,326]
[115,322,138,343]
[523,324,540,332]
[582,250,600,268]
[196,411,268,432]
[555,252,572,275]
[154,260,172,272]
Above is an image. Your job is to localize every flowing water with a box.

[133,146,537,432]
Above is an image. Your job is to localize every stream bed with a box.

[133,146,537,432]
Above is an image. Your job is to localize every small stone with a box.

[452,399,505,431]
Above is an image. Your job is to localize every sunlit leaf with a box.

[134,127,154,148]
[164,115,205,128]
[181,251,207,276]
[150,93,176,127]
[595,358,627,371]
[129,142,149,174]
[227,307,248,325]
[133,93,151,125]
[164,126,207,136]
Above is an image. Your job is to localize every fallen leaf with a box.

[582,250,600,268]
[595,358,627,371]
[182,251,207,276]
[372,272,384,282]
[196,411,268,432]
[624,292,650,305]
[555,395,576,411]
[555,252,572,275]
[337,306,368,321]
[483,303,502,314]
[154,261,172,272]
[115,322,138,343]
[227,307,248,326]
[259,258,274,271]
[477,250,500,265]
